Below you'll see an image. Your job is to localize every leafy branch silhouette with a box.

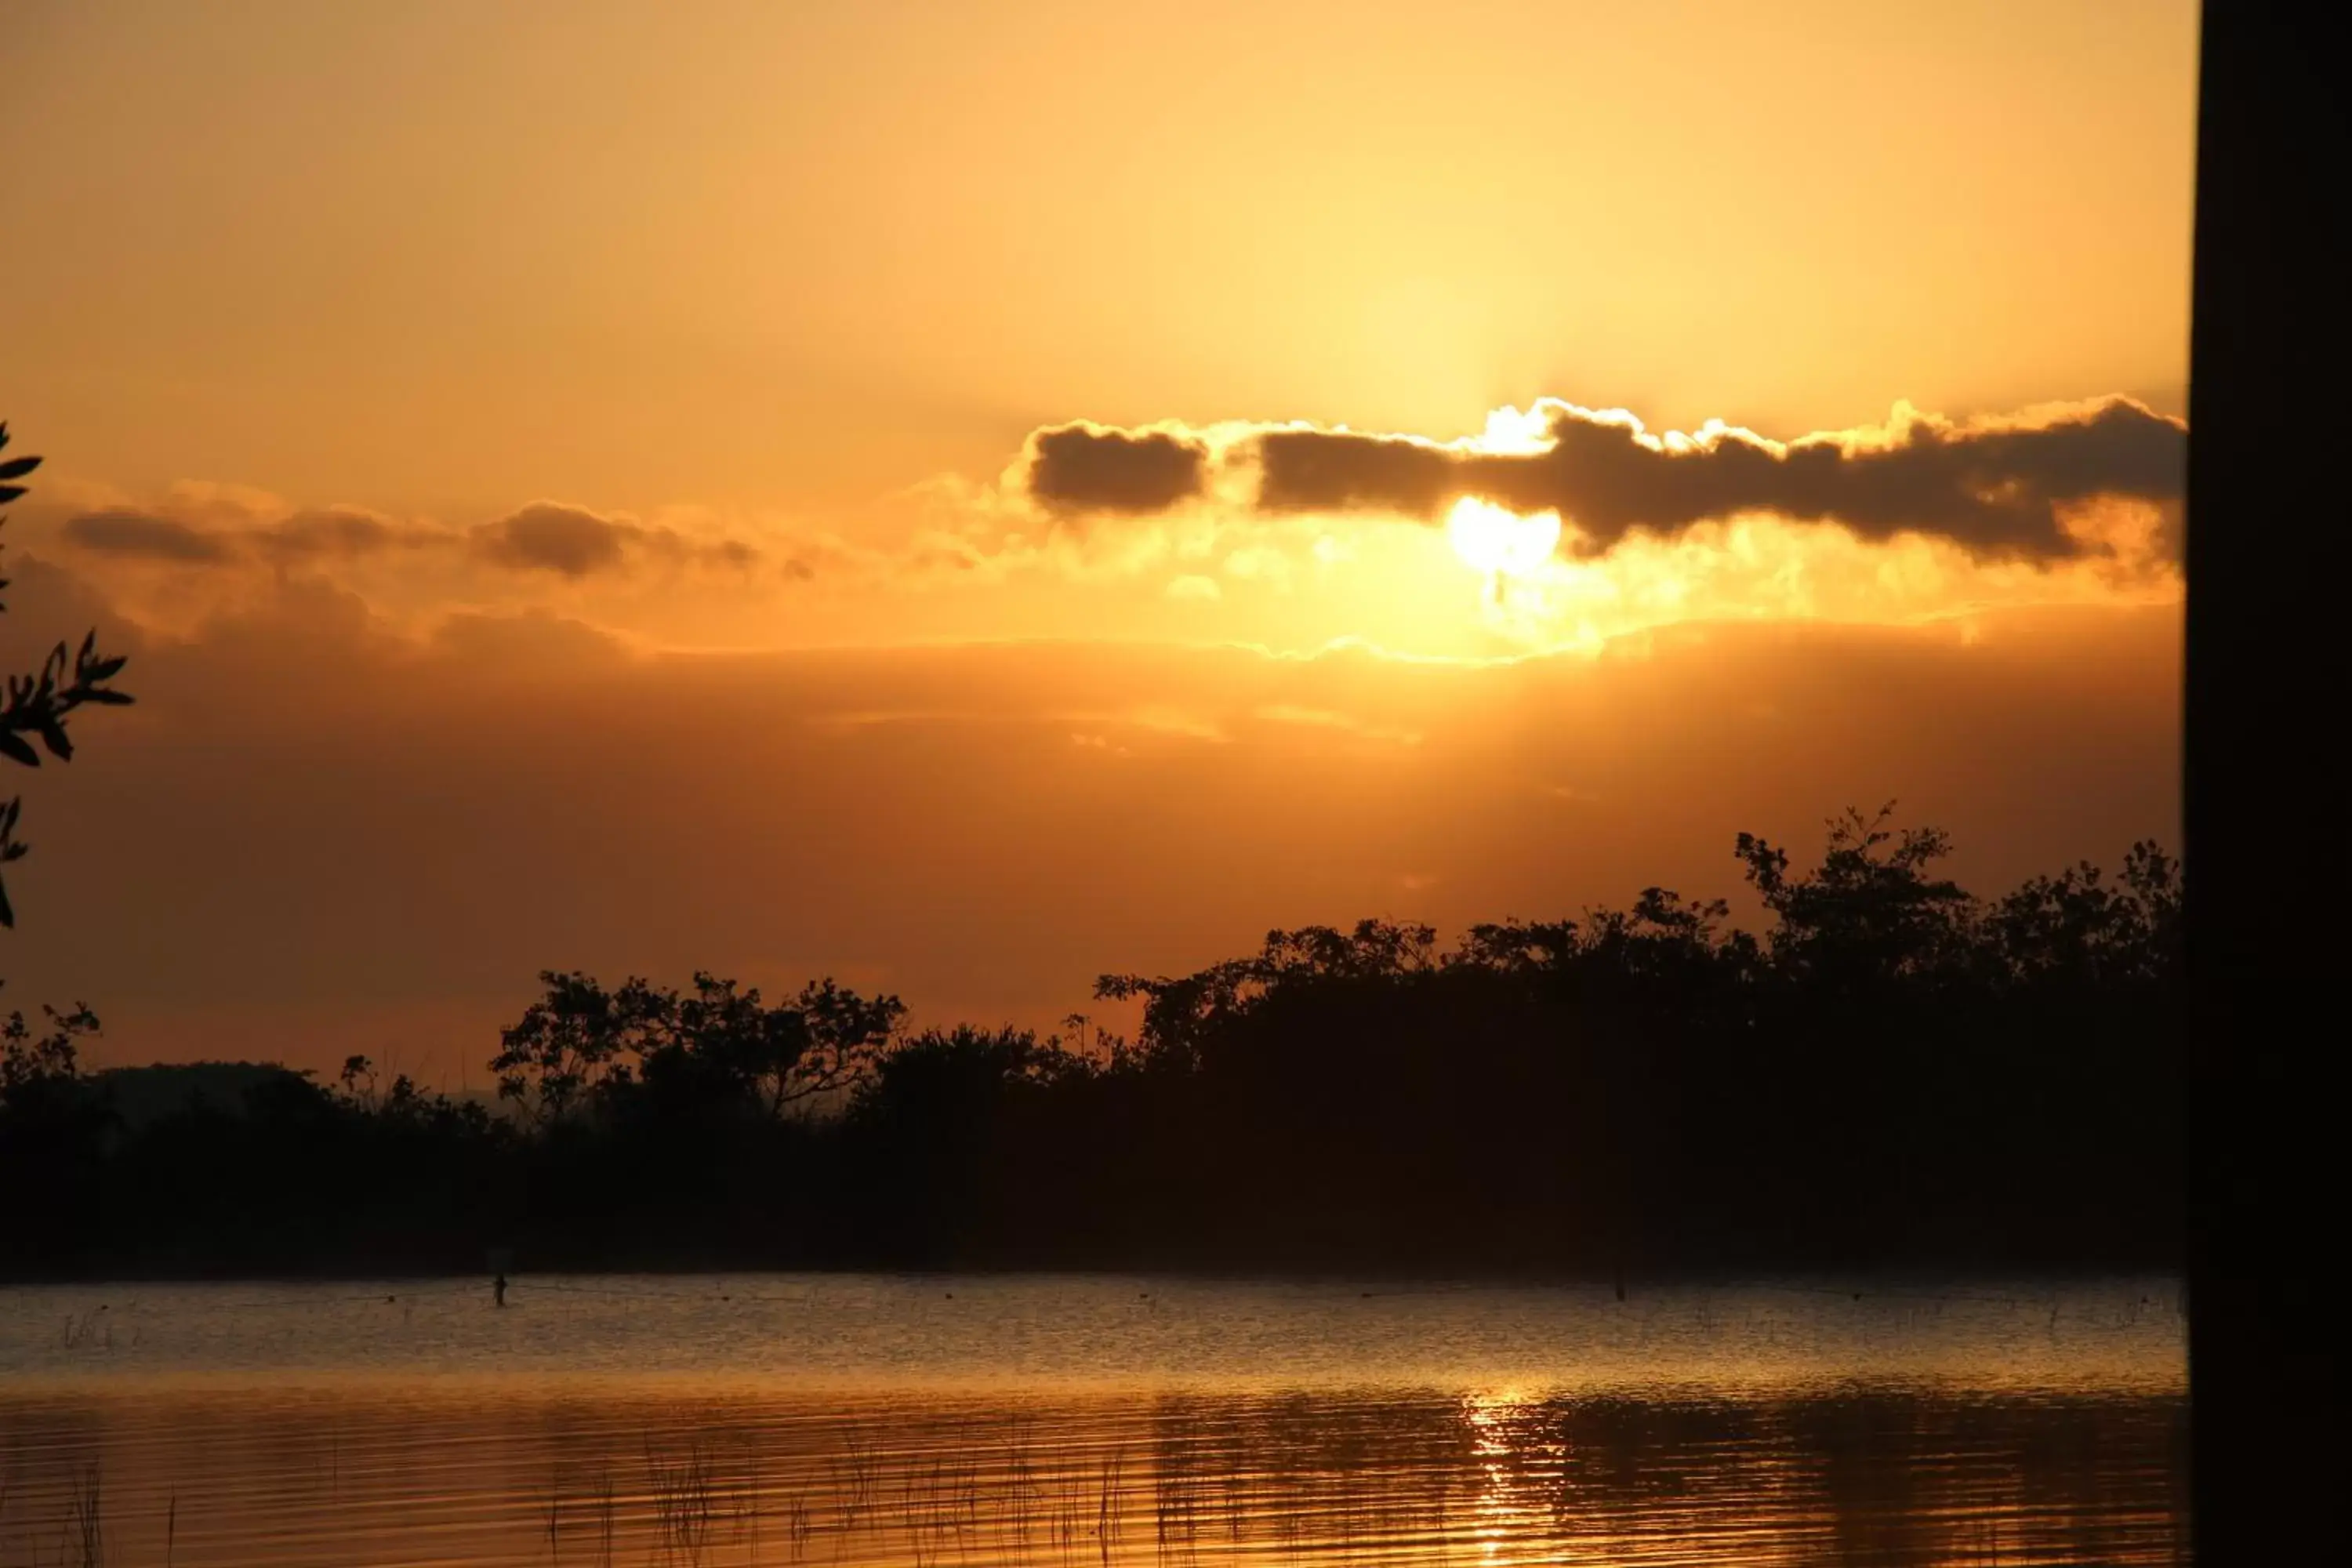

[1,422,135,927]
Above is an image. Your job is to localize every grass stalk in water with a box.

[71,1461,102,1568]
[644,1435,717,1564]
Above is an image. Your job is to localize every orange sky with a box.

[0,1,2196,1080]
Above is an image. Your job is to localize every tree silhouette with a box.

[489,970,671,1123]
[663,973,905,1118]
[0,1001,101,1110]
[490,967,905,1124]
[0,805,2185,1279]
[0,423,133,1145]
[0,423,135,928]
[1735,802,1977,992]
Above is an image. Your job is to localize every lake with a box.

[0,1272,2187,1566]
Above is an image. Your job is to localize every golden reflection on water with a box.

[0,1276,2187,1566]
[0,1385,2186,1568]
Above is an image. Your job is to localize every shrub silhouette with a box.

[1,423,134,1188]
[1,423,134,928]
[0,805,2183,1280]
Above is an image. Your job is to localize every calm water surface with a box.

[0,1272,2187,1566]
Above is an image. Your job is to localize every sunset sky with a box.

[1,0,2196,1081]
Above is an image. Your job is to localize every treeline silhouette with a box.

[0,807,2182,1280]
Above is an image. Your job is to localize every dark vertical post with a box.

[2185,5,2346,1562]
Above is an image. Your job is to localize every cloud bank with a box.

[21,390,2185,670]
[2,554,2181,1083]
[63,509,236,563]
[1022,395,2186,561]
[56,499,765,579]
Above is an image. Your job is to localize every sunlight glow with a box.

[1472,404,1557,456]
[1446,498,1563,580]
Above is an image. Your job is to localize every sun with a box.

[1446,497,1563,579]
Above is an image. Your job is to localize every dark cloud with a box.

[467,503,765,576]
[57,505,444,569]
[1025,424,1208,514]
[60,510,235,563]
[470,503,636,576]
[54,497,768,583]
[1254,430,1454,518]
[260,507,422,561]
[1254,397,2186,561]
